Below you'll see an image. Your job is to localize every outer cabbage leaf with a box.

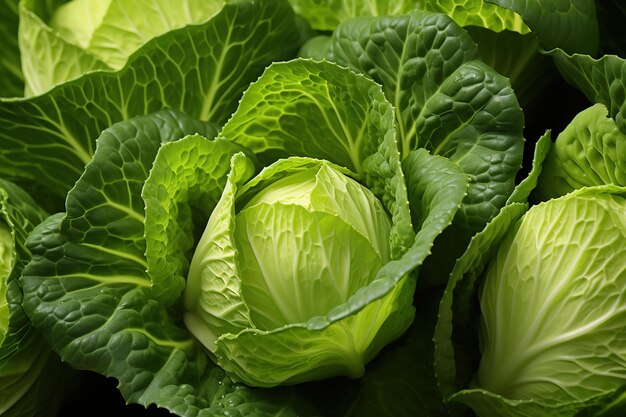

[143,138,253,306]
[0,0,23,97]
[484,0,599,55]
[0,0,301,209]
[536,104,626,200]
[0,179,75,417]
[330,12,523,236]
[447,186,626,417]
[295,3,537,103]
[183,152,257,348]
[464,26,552,109]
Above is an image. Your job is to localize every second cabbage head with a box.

[184,156,413,387]
[435,185,626,417]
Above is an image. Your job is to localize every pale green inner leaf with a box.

[236,204,386,330]
[234,163,391,330]
[49,0,112,49]
[49,0,224,69]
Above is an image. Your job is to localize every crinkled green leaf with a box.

[220,59,386,175]
[330,12,478,157]
[403,149,471,287]
[144,136,252,306]
[330,12,524,238]
[536,104,626,200]
[464,26,550,109]
[484,0,599,55]
[551,51,626,135]
[183,153,256,350]
[220,58,414,259]
[429,0,528,33]
[329,12,523,286]
[1,0,301,208]
[61,111,217,292]
[0,0,24,97]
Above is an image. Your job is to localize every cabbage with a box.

[478,188,626,403]
[185,159,411,386]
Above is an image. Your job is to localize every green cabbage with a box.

[184,159,409,386]
[436,186,626,417]
[477,188,626,404]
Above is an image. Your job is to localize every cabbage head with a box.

[477,187,626,402]
[184,157,412,387]
[436,186,626,417]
